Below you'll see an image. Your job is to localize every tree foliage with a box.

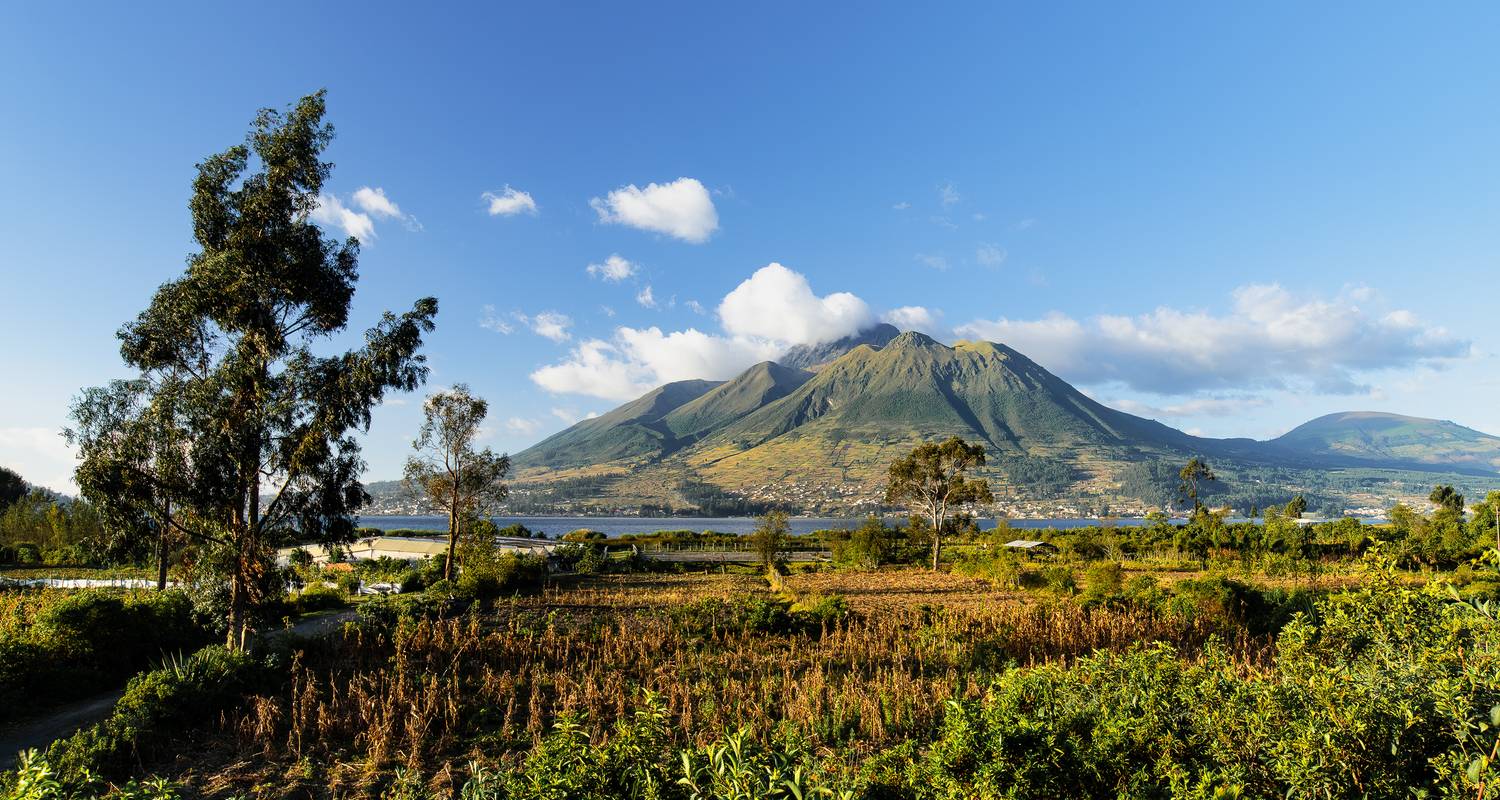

[1177,457,1217,511]
[749,510,791,572]
[885,437,993,570]
[404,384,510,580]
[68,91,437,647]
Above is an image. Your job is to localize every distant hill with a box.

[1274,412,1500,474]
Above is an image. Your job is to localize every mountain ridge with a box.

[499,333,1500,513]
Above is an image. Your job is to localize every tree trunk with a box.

[445,500,458,582]
[225,529,243,649]
[930,505,943,572]
[155,499,172,591]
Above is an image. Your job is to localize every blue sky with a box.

[3,3,1499,492]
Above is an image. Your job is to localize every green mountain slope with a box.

[685,332,1220,486]
[1274,412,1500,474]
[662,361,812,441]
[506,333,1500,511]
[716,332,1215,452]
[512,379,720,471]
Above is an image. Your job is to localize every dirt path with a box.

[0,608,358,769]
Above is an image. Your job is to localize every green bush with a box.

[458,552,547,599]
[291,583,347,614]
[45,645,272,782]
[912,571,1500,799]
[0,590,209,718]
[15,542,41,564]
[790,593,852,630]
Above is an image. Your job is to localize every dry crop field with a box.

[151,568,1277,798]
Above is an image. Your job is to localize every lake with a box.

[356,514,1196,538]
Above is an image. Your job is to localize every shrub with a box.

[15,542,41,564]
[1040,565,1076,596]
[45,645,273,782]
[0,590,209,718]
[790,593,851,631]
[292,583,347,614]
[917,575,1500,798]
[334,571,361,597]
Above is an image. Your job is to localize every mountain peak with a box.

[887,330,941,349]
[779,323,901,370]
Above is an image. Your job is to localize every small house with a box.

[1001,539,1058,558]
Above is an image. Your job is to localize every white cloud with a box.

[532,339,649,400]
[939,181,961,207]
[483,185,538,216]
[892,201,911,210]
[527,311,572,343]
[590,177,718,243]
[311,193,376,241]
[600,305,616,318]
[352,186,402,219]
[686,300,706,315]
[551,407,601,425]
[976,243,1007,267]
[916,253,949,271]
[587,254,638,282]
[1105,395,1270,420]
[535,263,876,400]
[954,284,1471,395]
[636,285,657,309]
[882,306,943,334]
[505,417,542,435]
[532,330,774,401]
[312,187,418,240]
[718,263,874,346]
[481,307,571,342]
[0,427,77,495]
[479,305,514,334]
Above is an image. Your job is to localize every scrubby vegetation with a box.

[8,537,1500,799]
[0,589,210,719]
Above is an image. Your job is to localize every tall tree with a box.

[72,91,437,648]
[1177,457,1217,511]
[885,437,993,571]
[1283,494,1308,520]
[404,385,510,581]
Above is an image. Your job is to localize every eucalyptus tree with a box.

[885,436,993,571]
[1176,457,1219,519]
[72,91,437,647]
[404,385,510,581]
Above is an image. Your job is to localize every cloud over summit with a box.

[532,263,873,400]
